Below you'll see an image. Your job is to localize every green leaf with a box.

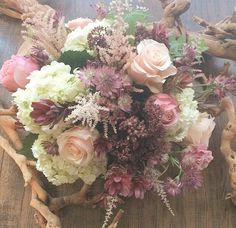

[18,133,38,160]
[58,50,93,71]
[124,9,152,36]
[169,35,187,61]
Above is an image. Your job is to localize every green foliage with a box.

[189,37,208,63]
[169,35,208,64]
[18,133,38,160]
[124,9,152,35]
[58,50,93,71]
[169,35,187,61]
[106,8,151,36]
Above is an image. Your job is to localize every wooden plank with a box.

[1,0,236,227]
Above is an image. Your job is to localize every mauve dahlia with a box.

[132,175,153,199]
[105,166,132,197]
[30,99,67,127]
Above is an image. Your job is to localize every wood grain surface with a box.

[1,0,236,228]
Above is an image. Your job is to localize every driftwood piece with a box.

[0,107,121,227]
[158,0,236,60]
[215,97,236,206]
[1,0,236,227]
[1,0,236,60]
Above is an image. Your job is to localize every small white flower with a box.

[167,88,200,141]
[13,61,85,135]
[32,134,107,185]
[62,19,111,52]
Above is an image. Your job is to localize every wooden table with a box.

[1,0,236,227]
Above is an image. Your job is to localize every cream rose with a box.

[57,127,99,166]
[186,113,215,147]
[128,39,177,92]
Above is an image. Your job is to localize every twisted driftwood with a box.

[209,97,236,206]
[1,0,236,227]
[0,106,122,228]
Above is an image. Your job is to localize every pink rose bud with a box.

[153,93,179,127]
[127,39,177,93]
[67,17,93,30]
[0,55,39,92]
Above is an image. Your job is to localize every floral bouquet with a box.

[1,0,236,227]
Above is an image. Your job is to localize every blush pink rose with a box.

[0,55,39,92]
[67,17,93,30]
[127,39,177,92]
[152,93,179,127]
[57,127,99,166]
[186,113,215,147]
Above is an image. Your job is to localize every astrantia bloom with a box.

[164,177,182,196]
[91,66,124,97]
[105,166,132,197]
[181,169,203,190]
[80,65,130,98]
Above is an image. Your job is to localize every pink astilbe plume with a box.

[96,0,134,70]
[22,6,67,61]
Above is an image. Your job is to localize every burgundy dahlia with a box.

[41,141,59,156]
[132,175,153,199]
[213,74,236,98]
[152,23,168,45]
[30,99,67,127]
[105,166,132,197]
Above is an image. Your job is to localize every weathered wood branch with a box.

[217,97,236,206]
[1,0,236,60]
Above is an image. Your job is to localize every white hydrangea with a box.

[168,88,200,141]
[62,19,111,53]
[13,61,85,135]
[32,134,107,185]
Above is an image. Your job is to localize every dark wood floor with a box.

[1,0,236,227]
